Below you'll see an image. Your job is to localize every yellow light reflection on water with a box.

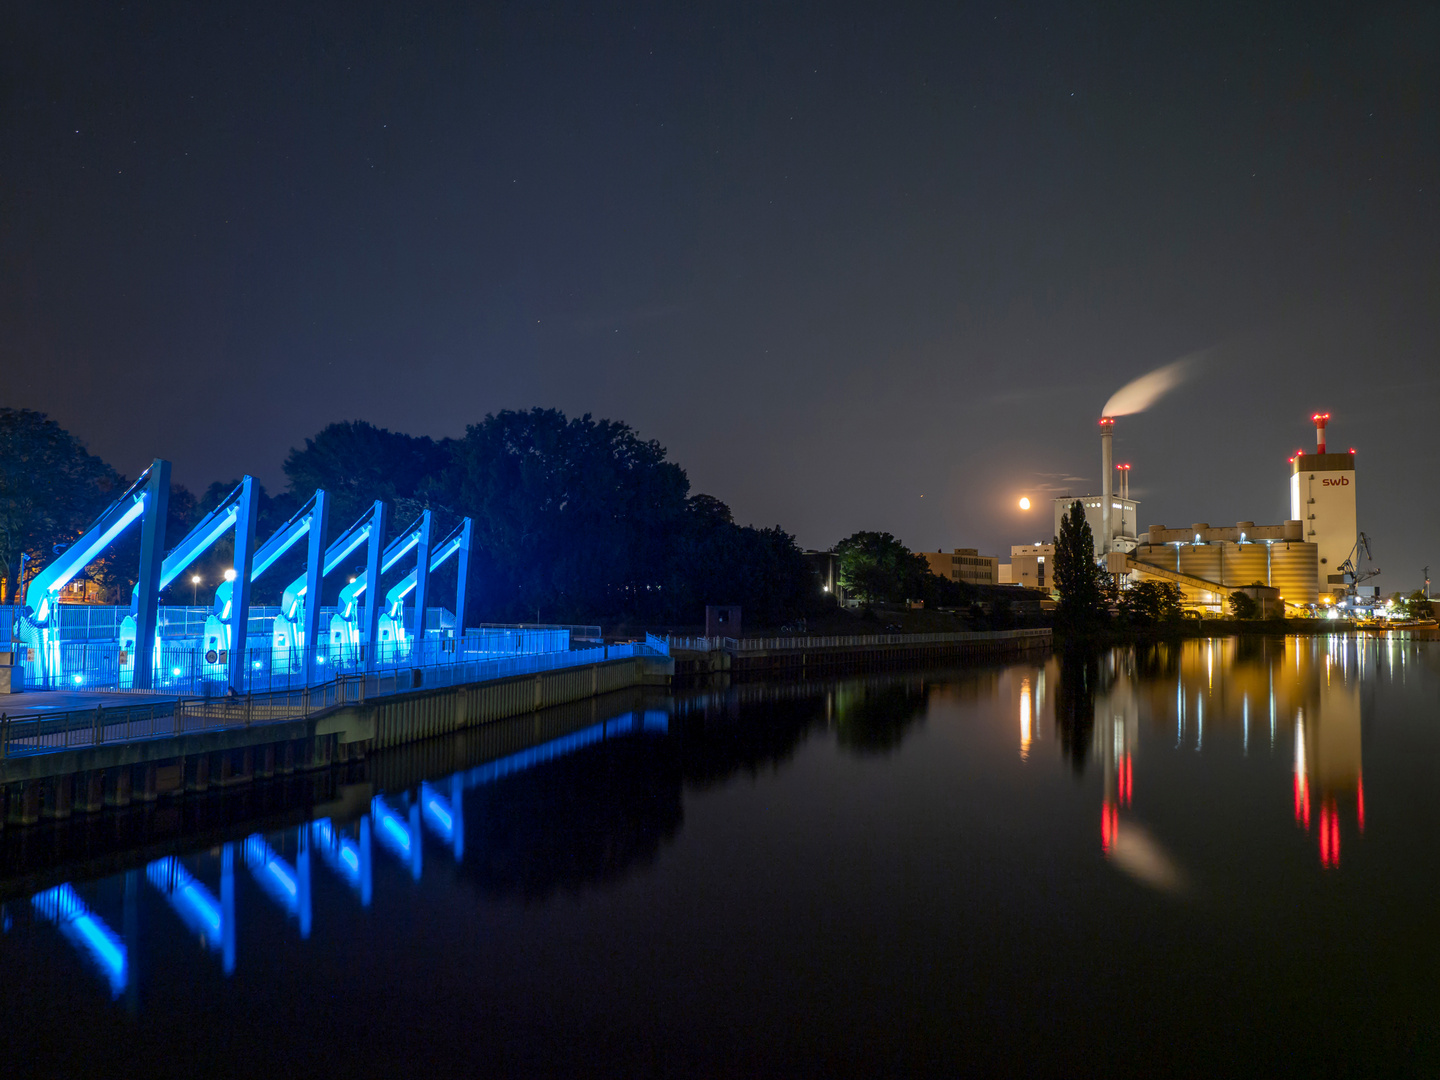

[1019,677,1032,760]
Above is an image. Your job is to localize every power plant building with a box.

[1123,521,1319,610]
[1112,414,1352,613]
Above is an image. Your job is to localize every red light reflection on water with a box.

[1101,801,1118,854]
[1318,801,1341,868]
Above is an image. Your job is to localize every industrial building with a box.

[1051,420,1143,555]
[1121,521,1318,610]
[1289,413,1359,600]
[919,548,1000,586]
[1003,544,1055,593]
[1108,413,1357,613]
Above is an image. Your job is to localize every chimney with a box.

[1313,412,1329,454]
[1100,417,1114,554]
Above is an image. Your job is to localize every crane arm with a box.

[152,479,255,595]
[383,519,469,613]
[22,465,157,619]
[336,514,426,613]
[250,491,326,580]
[277,503,383,616]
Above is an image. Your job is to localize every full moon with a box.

[1018,497,1031,510]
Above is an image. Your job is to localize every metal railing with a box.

[0,639,670,759]
[15,627,574,695]
[665,628,1050,653]
[469,623,604,644]
[732,628,1051,651]
[664,635,738,652]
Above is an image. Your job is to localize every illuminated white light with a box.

[223,568,237,582]
[191,574,201,585]
[72,674,83,685]
[171,667,182,677]
[1018,497,1031,510]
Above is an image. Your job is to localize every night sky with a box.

[4,2,1438,585]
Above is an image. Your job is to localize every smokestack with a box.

[1117,463,1130,501]
[1313,412,1329,454]
[1100,417,1114,554]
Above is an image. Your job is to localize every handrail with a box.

[668,628,1050,653]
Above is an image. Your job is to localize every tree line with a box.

[0,407,969,630]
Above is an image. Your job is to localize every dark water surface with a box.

[2,636,1438,1077]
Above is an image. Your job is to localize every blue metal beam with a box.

[301,490,329,686]
[361,500,387,670]
[251,490,325,580]
[226,477,259,693]
[153,480,246,592]
[454,517,473,637]
[131,460,171,690]
[411,510,432,645]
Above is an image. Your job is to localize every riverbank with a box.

[1055,616,1440,646]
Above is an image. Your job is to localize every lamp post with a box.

[191,574,201,606]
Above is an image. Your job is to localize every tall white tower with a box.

[1289,412,1357,598]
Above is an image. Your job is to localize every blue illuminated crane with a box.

[327,510,430,667]
[16,460,171,690]
[271,500,387,676]
[117,476,259,693]
[205,490,330,685]
[376,517,473,664]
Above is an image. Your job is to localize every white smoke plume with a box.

[1102,355,1200,418]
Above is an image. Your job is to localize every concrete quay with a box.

[0,654,672,829]
[669,628,1052,680]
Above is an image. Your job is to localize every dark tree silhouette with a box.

[0,409,120,604]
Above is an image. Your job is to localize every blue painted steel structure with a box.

[117,476,259,694]
[16,459,171,689]
[382,517,473,661]
[206,489,330,685]
[15,458,476,692]
[271,500,384,674]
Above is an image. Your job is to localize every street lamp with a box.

[191,574,201,605]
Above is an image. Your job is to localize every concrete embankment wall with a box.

[0,655,671,828]
[673,629,1052,680]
